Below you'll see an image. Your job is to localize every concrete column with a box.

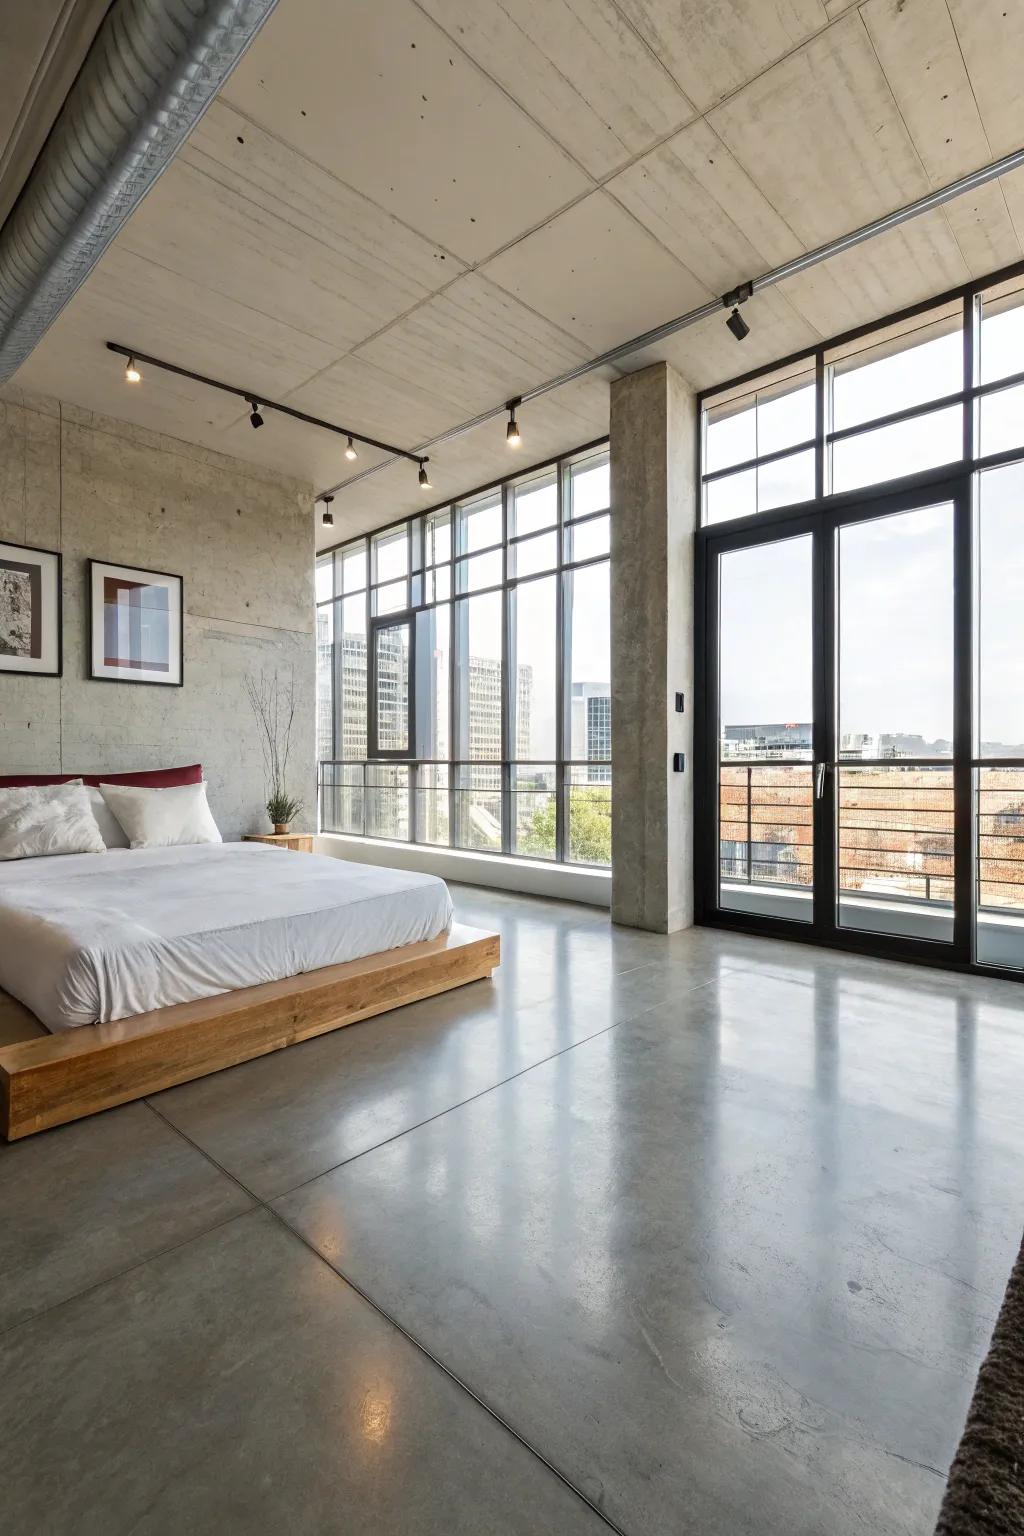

[610,361,696,932]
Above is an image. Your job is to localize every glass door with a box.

[831,498,958,945]
[713,524,817,927]
[701,479,972,964]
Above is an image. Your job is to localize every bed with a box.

[0,843,499,1140]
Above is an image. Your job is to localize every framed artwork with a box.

[88,560,183,686]
[0,540,62,677]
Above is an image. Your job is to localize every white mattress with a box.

[0,843,453,1031]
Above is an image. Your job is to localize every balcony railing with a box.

[319,759,611,868]
[719,762,1024,913]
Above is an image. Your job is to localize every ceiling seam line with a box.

[317,141,1024,500]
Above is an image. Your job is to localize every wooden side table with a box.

[243,833,314,854]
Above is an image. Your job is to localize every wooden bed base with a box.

[0,924,499,1141]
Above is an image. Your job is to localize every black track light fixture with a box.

[344,435,358,461]
[125,355,142,383]
[418,459,432,491]
[722,281,753,343]
[321,494,334,528]
[506,399,521,448]
[726,307,750,342]
[248,399,264,429]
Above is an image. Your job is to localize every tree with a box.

[519,786,611,865]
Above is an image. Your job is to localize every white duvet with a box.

[0,843,453,1031]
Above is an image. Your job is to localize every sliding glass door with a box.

[702,480,972,965]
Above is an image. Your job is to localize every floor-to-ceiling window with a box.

[696,267,1024,976]
[316,442,612,868]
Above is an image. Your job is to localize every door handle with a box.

[815,763,828,799]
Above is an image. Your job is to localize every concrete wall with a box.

[609,361,697,933]
[0,391,315,840]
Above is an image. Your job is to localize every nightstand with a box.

[243,833,314,854]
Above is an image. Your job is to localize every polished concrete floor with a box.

[2,885,1023,1535]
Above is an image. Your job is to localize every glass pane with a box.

[837,766,954,941]
[979,290,1024,385]
[425,510,452,565]
[416,763,450,847]
[832,325,962,431]
[758,449,815,511]
[977,463,1024,756]
[315,556,333,604]
[566,766,611,866]
[456,592,502,761]
[514,473,557,535]
[513,766,556,860]
[320,763,364,835]
[511,576,556,760]
[457,549,502,593]
[341,543,367,593]
[705,397,756,474]
[373,527,408,583]
[838,504,954,753]
[458,491,502,554]
[316,602,334,761]
[705,374,814,473]
[977,768,1024,968]
[567,563,610,764]
[567,514,609,562]
[705,467,755,526]
[365,764,409,839]
[719,765,814,918]
[978,382,1024,458]
[831,406,961,493]
[417,602,450,760]
[567,454,609,519]
[513,530,557,577]
[338,595,367,759]
[426,565,451,603]
[718,536,813,922]
[757,378,815,456]
[374,621,410,753]
[373,579,407,616]
[453,764,502,850]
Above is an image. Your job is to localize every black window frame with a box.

[694,257,1024,983]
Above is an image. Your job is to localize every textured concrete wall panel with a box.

[0,395,315,840]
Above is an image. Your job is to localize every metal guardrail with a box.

[318,758,612,868]
[719,763,1024,910]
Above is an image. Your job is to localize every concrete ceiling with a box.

[2,0,1023,549]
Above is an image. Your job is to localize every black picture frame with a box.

[0,539,62,678]
[88,559,184,687]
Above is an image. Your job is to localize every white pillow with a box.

[99,780,222,849]
[0,779,107,861]
[86,785,130,849]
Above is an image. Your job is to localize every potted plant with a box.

[245,669,303,835]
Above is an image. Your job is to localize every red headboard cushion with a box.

[0,764,203,790]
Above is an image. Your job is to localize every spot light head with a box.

[345,436,358,461]
[418,459,432,491]
[248,399,264,429]
[321,495,334,528]
[125,355,142,384]
[506,402,521,447]
[726,306,750,343]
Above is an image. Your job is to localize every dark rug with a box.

[935,1229,1024,1534]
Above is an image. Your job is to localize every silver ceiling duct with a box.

[0,0,278,384]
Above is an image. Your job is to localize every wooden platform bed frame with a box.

[0,924,499,1141]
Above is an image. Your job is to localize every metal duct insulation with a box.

[0,0,278,383]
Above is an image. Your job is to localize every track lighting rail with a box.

[104,342,425,467]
